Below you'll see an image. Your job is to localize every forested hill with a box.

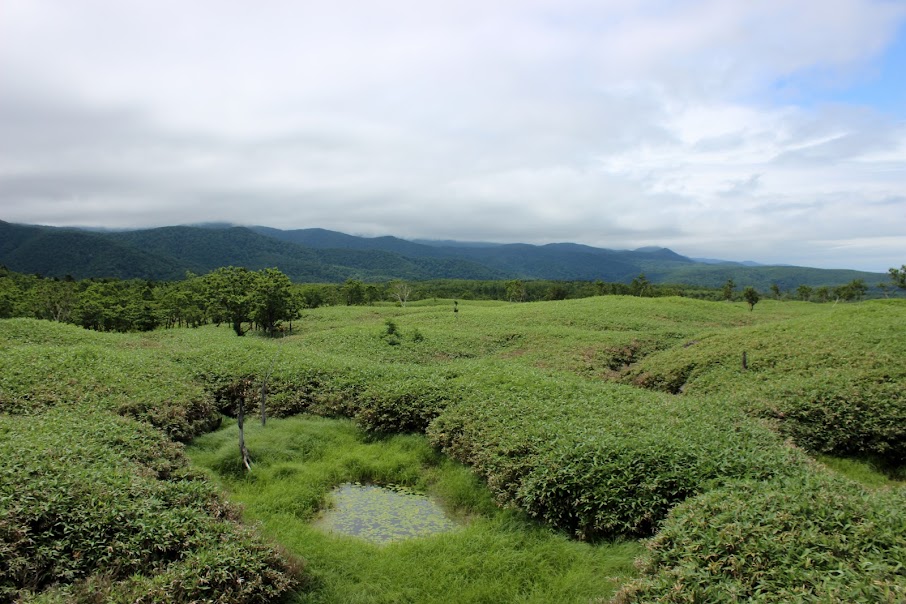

[0,220,889,288]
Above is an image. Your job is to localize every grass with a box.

[188,415,642,603]
[2,295,904,602]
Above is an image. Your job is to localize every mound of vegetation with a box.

[0,318,219,441]
[623,300,906,463]
[615,467,906,603]
[427,365,806,539]
[0,407,300,602]
[3,293,904,602]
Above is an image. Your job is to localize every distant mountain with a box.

[0,220,889,289]
[0,221,184,280]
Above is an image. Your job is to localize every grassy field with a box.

[2,295,904,602]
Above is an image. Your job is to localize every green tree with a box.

[835,279,867,302]
[815,286,830,302]
[722,278,736,301]
[769,283,781,300]
[252,268,294,334]
[890,265,906,290]
[629,273,651,297]
[796,284,813,302]
[0,269,24,318]
[205,266,256,336]
[742,286,760,311]
[505,279,526,302]
[364,284,382,306]
[546,284,568,300]
[342,279,365,306]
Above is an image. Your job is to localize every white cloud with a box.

[1,0,905,271]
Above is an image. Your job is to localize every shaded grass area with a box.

[188,415,642,603]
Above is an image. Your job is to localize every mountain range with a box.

[0,220,888,290]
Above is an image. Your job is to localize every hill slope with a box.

[0,220,890,287]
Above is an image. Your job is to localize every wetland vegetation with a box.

[1,288,904,602]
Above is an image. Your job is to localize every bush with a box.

[428,366,804,539]
[615,468,906,602]
[0,408,299,602]
[623,301,906,463]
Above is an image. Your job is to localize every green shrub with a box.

[623,301,906,463]
[615,468,906,603]
[0,408,299,602]
[429,367,805,539]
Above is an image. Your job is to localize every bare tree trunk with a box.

[260,380,267,427]
[237,382,252,470]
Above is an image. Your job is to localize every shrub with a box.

[0,408,299,602]
[429,367,804,539]
[622,301,906,463]
[615,468,906,603]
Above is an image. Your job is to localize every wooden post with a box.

[742,351,748,371]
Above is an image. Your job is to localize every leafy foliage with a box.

[624,300,906,463]
[615,467,906,603]
[0,407,299,602]
[3,293,904,601]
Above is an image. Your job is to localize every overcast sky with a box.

[1,1,904,271]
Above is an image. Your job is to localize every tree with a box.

[769,283,781,300]
[796,284,813,302]
[251,268,294,334]
[722,278,736,301]
[815,286,830,303]
[629,273,651,297]
[835,279,867,302]
[742,286,760,311]
[389,280,412,306]
[505,279,526,302]
[32,278,78,322]
[890,265,906,290]
[364,285,382,306]
[342,279,365,306]
[205,266,256,336]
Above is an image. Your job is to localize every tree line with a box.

[2,265,903,334]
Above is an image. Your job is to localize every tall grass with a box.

[188,415,641,603]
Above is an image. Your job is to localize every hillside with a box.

[2,297,903,601]
[0,220,891,288]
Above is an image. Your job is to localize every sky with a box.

[1,1,904,272]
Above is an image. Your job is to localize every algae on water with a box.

[314,483,459,544]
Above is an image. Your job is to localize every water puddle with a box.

[314,483,459,544]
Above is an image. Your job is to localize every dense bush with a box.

[0,408,299,602]
[0,319,219,441]
[428,366,805,539]
[624,301,906,463]
[4,297,903,601]
[615,468,906,603]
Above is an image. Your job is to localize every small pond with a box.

[314,483,460,544]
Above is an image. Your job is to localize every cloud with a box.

[0,0,904,271]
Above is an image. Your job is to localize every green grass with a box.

[3,294,904,602]
[188,415,641,603]
[623,300,906,462]
[816,455,906,487]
